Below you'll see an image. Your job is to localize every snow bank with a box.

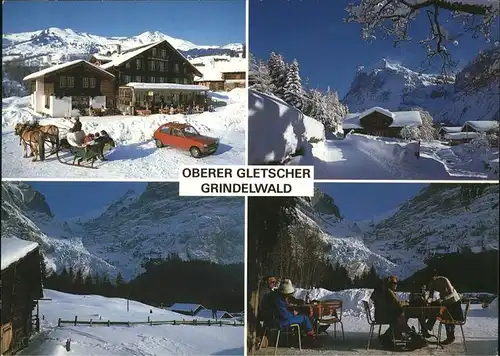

[2,93,245,146]
[344,134,450,178]
[1,237,38,270]
[248,89,324,164]
[293,288,442,317]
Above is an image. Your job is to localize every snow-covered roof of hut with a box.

[462,121,499,132]
[125,82,208,91]
[23,60,115,81]
[191,55,246,82]
[170,303,206,313]
[1,237,39,271]
[196,309,234,319]
[444,132,481,140]
[438,126,462,134]
[100,40,202,77]
[342,107,422,129]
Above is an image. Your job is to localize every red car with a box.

[153,122,219,158]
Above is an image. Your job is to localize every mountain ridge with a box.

[2,27,244,66]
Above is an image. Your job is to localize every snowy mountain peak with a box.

[344,50,499,124]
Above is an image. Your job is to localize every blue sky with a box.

[317,183,427,220]
[2,0,245,46]
[250,0,496,97]
[30,182,146,219]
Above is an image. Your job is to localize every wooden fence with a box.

[57,316,244,328]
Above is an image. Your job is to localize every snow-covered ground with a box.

[257,288,498,355]
[249,89,499,179]
[312,135,498,180]
[1,89,245,179]
[19,290,243,356]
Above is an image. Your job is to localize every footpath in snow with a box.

[2,89,246,179]
[257,288,498,356]
[19,290,244,356]
[248,90,498,180]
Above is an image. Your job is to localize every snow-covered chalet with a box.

[342,107,422,138]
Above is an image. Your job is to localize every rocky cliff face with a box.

[294,184,498,279]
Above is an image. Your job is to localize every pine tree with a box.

[267,52,287,98]
[250,53,273,94]
[282,59,303,110]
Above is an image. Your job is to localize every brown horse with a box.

[14,123,45,161]
[38,124,60,153]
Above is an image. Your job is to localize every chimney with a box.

[115,44,122,55]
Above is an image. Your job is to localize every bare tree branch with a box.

[346,0,499,73]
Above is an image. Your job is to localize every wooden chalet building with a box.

[437,126,462,139]
[91,40,206,113]
[23,60,116,117]
[1,238,43,355]
[342,107,422,138]
[461,120,499,135]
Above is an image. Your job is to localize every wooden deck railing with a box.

[57,316,244,328]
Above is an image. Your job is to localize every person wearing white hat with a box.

[271,279,315,339]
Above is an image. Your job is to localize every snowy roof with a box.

[125,82,208,91]
[91,54,113,62]
[170,303,206,312]
[190,55,247,82]
[1,237,39,271]
[99,40,202,77]
[196,309,234,319]
[444,132,481,140]
[23,59,115,81]
[462,121,499,132]
[438,126,462,134]
[342,107,422,129]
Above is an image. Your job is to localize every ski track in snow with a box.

[2,90,246,179]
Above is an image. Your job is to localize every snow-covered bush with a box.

[418,110,438,140]
[486,133,499,148]
[400,125,420,140]
[465,133,490,154]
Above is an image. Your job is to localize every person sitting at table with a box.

[424,275,463,345]
[370,275,411,348]
[258,275,279,323]
[270,279,316,341]
[407,283,432,338]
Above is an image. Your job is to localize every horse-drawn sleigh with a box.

[14,120,115,169]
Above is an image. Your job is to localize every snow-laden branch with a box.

[346,0,499,73]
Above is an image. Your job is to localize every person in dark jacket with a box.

[271,279,314,336]
[70,117,82,133]
[370,276,410,346]
[258,275,279,322]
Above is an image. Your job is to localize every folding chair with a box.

[315,299,345,340]
[362,300,404,350]
[259,322,302,356]
[437,301,470,353]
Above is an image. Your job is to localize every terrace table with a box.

[402,305,452,349]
